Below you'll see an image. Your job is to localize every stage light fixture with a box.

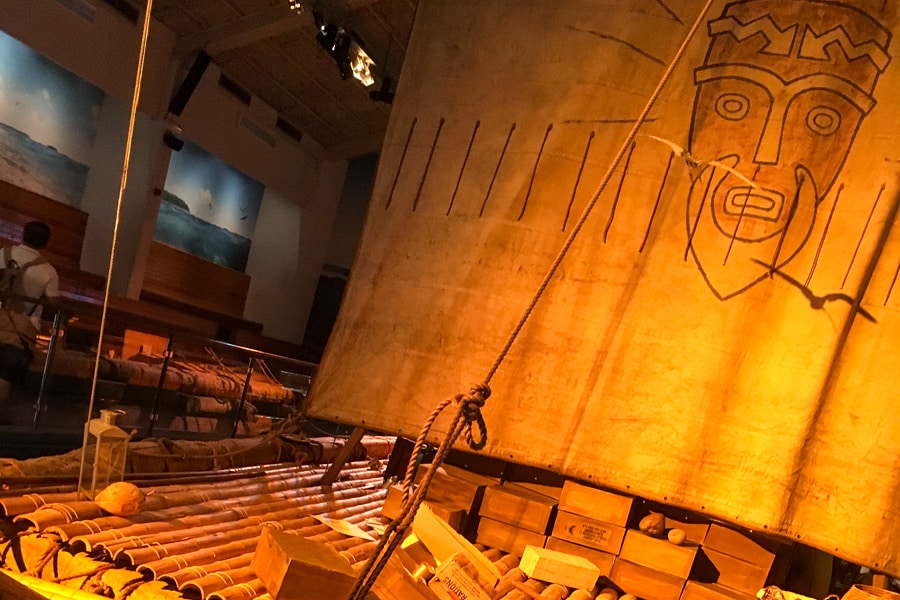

[288,0,302,14]
[348,39,375,87]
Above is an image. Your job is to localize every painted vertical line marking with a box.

[767,174,803,274]
[517,124,554,221]
[480,123,517,217]
[563,131,595,232]
[603,140,637,243]
[639,151,674,253]
[885,260,900,305]
[384,118,417,210]
[684,167,715,261]
[412,117,445,212]
[446,120,481,216]
[842,183,884,289]
[723,166,761,265]
[805,183,843,287]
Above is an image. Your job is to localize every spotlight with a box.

[369,76,394,104]
[287,0,302,13]
[312,10,376,87]
[348,38,375,87]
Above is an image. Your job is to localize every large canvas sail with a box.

[307,0,900,574]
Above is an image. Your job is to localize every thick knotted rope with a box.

[345,384,490,600]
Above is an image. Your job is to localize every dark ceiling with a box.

[145,0,418,159]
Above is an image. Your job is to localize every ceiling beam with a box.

[175,5,302,57]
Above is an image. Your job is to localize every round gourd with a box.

[94,482,145,516]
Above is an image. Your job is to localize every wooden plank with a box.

[550,510,627,554]
[703,523,778,569]
[251,526,356,600]
[558,480,634,526]
[142,241,251,319]
[475,517,547,557]
[320,427,367,486]
[619,528,700,579]
[479,484,557,533]
[0,570,55,600]
[545,536,616,577]
[610,558,686,600]
[503,480,564,500]
[519,545,602,590]
[413,504,501,586]
[700,548,771,595]
[681,580,757,600]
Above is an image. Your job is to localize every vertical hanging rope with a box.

[345,2,717,598]
[77,0,155,497]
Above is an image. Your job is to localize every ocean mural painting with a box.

[155,139,264,272]
[0,30,104,207]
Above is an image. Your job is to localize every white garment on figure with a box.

[3,244,59,330]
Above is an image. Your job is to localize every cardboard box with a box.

[703,524,778,569]
[479,484,557,533]
[475,517,547,557]
[545,537,616,577]
[551,510,626,554]
[610,558,686,600]
[619,529,700,579]
[252,526,356,600]
[519,545,602,590]
[700,548,771,595]
[681,580,758,600]
[558,481,633,526]
[428,553,495,600]
[413,504,500,587]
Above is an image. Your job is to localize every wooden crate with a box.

[610,558,687,600]
[479,484,557,533]
[475,517,547,557]
[520,545,602,590]
[681,580,757,600]
[668,520,711,545]
[703,524,778,569]
[551,510,626,554]
[545,537,616,577]
[372,552,442,600]
[619,529,700,579]
[700,548,771,595]
[383,484,466,533]
[558,481,634,526]
[503,481,564,500]
[252,526,356,600]
[421,464,499,516]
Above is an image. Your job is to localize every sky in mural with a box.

[0,29,103,205]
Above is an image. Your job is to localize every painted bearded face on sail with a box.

[687,0,890,299]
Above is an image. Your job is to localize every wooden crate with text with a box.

[551,510,627,554]
[680,580,757,600]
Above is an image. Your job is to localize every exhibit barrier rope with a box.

[345,1,718,598]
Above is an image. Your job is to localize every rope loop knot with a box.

[454,383,490,450]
